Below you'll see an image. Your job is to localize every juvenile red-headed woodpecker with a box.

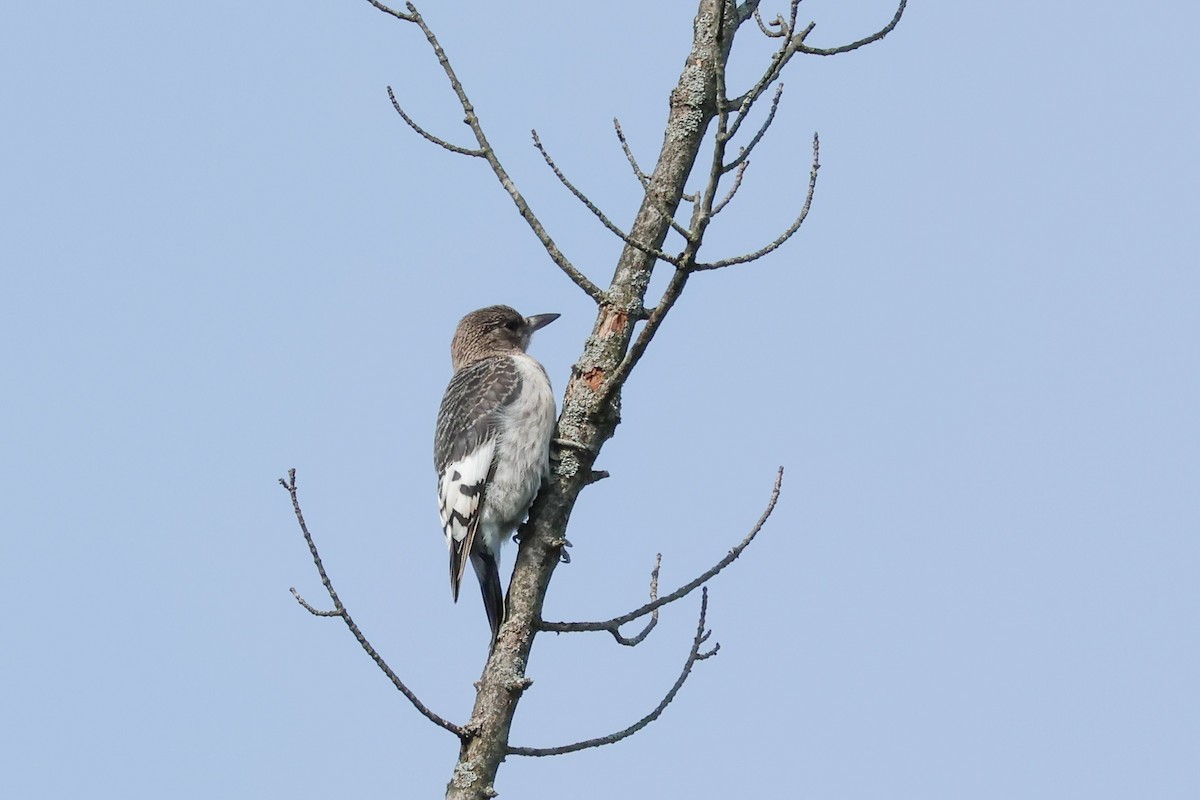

[434,305,558,643]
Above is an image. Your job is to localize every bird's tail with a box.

[449,532,470,603]
[470,550,504,646]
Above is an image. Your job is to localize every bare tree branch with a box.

[583,469,610,486]
[280,469,463,738]
[722,82,784,175]
[372,3,607,304]
[386,86,483,157]
[694,11,739,227]
[614,118,697,241]
[664,212,697,243]
[540,467,783,634]
[613,117,650,189]
[510,588,718,757]
[711,158,749,216]
[725,0,831,145]
[364,0,414,22]
[532,130,681,266]
[568,553,666,647]
[694,133,819,270]
[290,587,342,617]
[797,0,908,56]
[753,7,786,38]
[787,0,803,35]
[736,0,764,25]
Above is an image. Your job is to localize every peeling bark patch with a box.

[581,367,605,392]
[598,310,628,338]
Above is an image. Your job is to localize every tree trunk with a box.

[445,2,738,797]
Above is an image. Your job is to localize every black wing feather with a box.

[434,356,524,602]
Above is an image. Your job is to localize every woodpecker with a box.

[434,305,558,643]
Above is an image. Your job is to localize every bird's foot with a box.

[553,537,573,564]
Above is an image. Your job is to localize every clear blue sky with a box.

[2,1,1197,797]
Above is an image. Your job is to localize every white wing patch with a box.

[438,438,496,594]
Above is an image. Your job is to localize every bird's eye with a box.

[504,319,521,332]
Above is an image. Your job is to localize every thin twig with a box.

[615,119,696,240]
[510,588,718,756]
[692,4,738,230]
[753,7,786,38]
[584,469,610,486]
[694,133,819,270]
[364,0,415,21]
[722,82,785,175]
[373,2,607,304]
[613,119,699,204]
[797,0,907,56]
[711,159,749,216]
[540,467,783,634]
[788,0,802,35]
[613,118,650,188]
[290,587,342,617]
[606,554,662,647]
[725,20,812,145]
[386,86,483,157]
[664,212,697,243]
[281,469,464,738]
[532,130,681,267]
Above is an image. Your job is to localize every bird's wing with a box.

[434,356,523,600]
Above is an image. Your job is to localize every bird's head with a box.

[450,305,559,370]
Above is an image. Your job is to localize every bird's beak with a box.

[525,313,560,332]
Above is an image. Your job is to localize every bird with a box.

[434,305,559,644]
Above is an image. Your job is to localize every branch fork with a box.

[280,469,463,739]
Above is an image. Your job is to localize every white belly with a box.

[479,354,556,548]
